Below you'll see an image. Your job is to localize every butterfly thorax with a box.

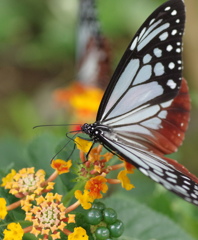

[81,122,111,142]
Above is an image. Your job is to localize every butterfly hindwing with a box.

[97,135,198,205]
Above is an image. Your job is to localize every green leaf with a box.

[103,195,195,240]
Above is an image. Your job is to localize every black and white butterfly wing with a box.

[99,134,198,205]
[97,0,187,155]
[86,0,198,205]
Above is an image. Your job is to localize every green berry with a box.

[92,202,106,211]
[95,226,110,240]
[85,209,103,225]
[108,219,124,237]
[103,208,117,224]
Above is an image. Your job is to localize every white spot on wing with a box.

[160,100,173,108]
[167,79,176,89]
[171,29,177,35]
[184,180,191,185]
[139,27,147,40]
[141,117,161,130]
[149,19,155,25]
[158,110,167,119]
[153,48,162,58]
[167,177,177,183]
[165,6,171,11]
[171,10,177,16]
[166,45,173,52]
[169,62,175,69]
[154,62,165,76]
[139,167,149,176]
[182,185,190,190]
[143,54,152,64]
[133,65,152,85]
[130,36,138,51]
[166,171,177,178]
[159,32,168,41]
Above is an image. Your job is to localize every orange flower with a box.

[85,176,108,199]
[54,83,103,123]
[51,159,72,174]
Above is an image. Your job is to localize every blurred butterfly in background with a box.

[53,0,111,126]
[76,0,111,89]
[80,0,198,206]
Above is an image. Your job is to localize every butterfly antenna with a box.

[50,132,79,163]
[33,124,81,129]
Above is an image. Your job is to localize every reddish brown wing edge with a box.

[149,78,190,155]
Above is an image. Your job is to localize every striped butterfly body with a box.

[81,0,198,206]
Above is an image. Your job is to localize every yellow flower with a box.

[69,86,103,112]
[75,190,94,210]
[68,227,88,240]
[85,176,108,199]
[117,170,135,190]
[68,214,76,223]
[1,169,16,187]
[24,193,67,239]
[51,159,72,174]
[3,222,23,240]
[54,83,103,122]
[0,198,7,220]
[75,137,92,153]
[2,167,53,197]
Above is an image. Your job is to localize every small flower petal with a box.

[1,169,16,187]
[3,223,23,240]
[75,190,94,210]
[117,170,135,190]
[68,214,76,223]
[51,159,72,174]
[85,176,108,199]
[0,198,7,220]
[68,227,88,240]
[75,137,92,153]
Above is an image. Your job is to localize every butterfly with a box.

[80,0,198,206]
[76,0,111,89]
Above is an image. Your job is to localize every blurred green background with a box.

[1,0,198,238]
[1,0,198,173]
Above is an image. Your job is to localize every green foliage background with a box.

[1,0,198,239]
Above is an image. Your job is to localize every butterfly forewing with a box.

[97,0,185,121]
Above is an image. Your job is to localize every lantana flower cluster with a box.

[0,137,135,239]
